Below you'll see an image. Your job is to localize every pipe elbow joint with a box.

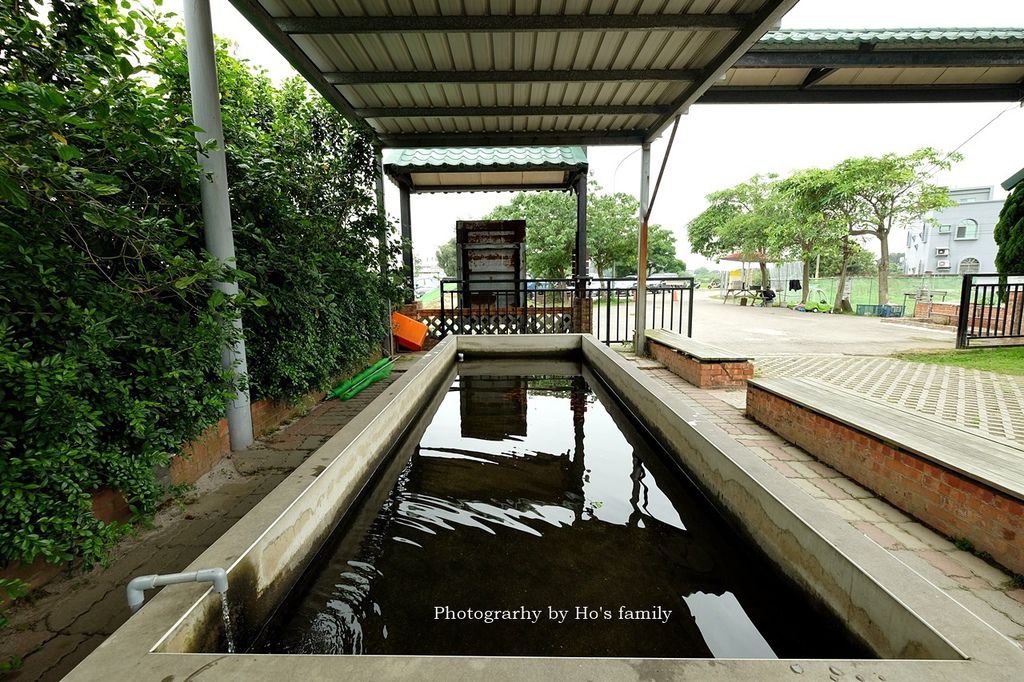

[126,574,158,613]
[197,567,229,594]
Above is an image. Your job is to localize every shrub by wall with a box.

[0,2,396,570]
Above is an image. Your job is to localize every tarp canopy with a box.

[383,146,588,193]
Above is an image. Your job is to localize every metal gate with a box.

[956,273,1024,348]
[416,277,694,345]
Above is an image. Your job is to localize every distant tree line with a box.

[687,148,959,309]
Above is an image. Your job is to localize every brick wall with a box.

[746,384,1023,575]
[915,293,1024,333]
[168,354,380,486]
[648,341,753,389]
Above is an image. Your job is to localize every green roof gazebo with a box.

[383,146,589,301]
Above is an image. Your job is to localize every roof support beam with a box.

[227,0,376,141]
[276,14,748,34]
[358,104,665,119]
[645,0,802,141]
[325,68,702,85]
[801,67,835,88]
[736,49,1024,68]
[378,131,645,148]
[698,84,1024,104]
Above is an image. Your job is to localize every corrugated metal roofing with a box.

[230,0,799,147]
[382,146,588,193]
[757,28,1024,45]
[383,146,587,170]
[228,0,1024,146]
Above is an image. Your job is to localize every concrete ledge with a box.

[66,334,1024,681]
[746,378,1024,575]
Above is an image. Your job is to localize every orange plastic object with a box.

[391,311,428,351]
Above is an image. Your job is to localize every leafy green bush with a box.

[995,182,1024,276]
[1,2,238,567]
[0,1,394,569]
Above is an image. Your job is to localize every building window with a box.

[937,224,951,234]
[955,219,978,240]
[958,258,981,275]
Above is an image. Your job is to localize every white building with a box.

[905,187,1002,275]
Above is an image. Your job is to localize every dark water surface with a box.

[252,361,870,658]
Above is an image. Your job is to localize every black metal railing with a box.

[956,273,1024,348]
[419,276,694,345]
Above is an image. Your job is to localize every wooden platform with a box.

[747,376,1024,574]
[645,329,752,388]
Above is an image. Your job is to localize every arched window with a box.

[956,219,978,240]
[958,257,980,274]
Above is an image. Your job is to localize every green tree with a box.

[436,237,457,277]
[588,190,638,278]
[688,175,780,287]
[483,184,682,279]
[832,148,958,304]
[817,242,876,276]
[775,169,850,303]
[485,191,576,278]
[995,182,1024,276]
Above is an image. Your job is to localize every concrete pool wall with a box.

[68,335,1024,681]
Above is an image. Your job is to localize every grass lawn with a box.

[895,347,1024,376]
[807,275,962,314]
[417,286,441,306]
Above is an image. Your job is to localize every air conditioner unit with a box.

[936,259,951,269]
[935,248,950,257]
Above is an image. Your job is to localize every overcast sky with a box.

[182,0,1024,270]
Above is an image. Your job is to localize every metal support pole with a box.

[373,146,395,355]
[399,184,414,303]
[635,143,651,355]
[576,173,588,282]
[183,0,253,450]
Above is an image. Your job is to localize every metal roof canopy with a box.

[227,3,1022,148]
[383,146,588,194]
[228,0,803,148]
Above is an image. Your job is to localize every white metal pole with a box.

[635,142,651,355]
[374,147,395,356]
[183,0,253,450]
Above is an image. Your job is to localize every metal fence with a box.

[416,277,694,345]
[956,274,1024,348]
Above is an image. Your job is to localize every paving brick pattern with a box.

[637,362,1024,651]
[755,355,1024,442]
[0,375,400,682]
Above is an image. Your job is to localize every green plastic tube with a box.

[329,357,393,399]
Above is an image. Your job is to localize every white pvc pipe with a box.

[183,0,253,450]
[126,567,228,614]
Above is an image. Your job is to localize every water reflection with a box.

[252,364,867,659]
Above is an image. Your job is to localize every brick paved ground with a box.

[0,373,402,682]
[755,355,1024,442]
[633,359,1024,650]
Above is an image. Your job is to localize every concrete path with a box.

[755,355,1024,443]
[627,356,1024,651]
[687,289,955,356]
[0,374,401,682]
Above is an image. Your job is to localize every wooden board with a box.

[646,329,750,362]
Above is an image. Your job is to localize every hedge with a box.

[0,1,396,569]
